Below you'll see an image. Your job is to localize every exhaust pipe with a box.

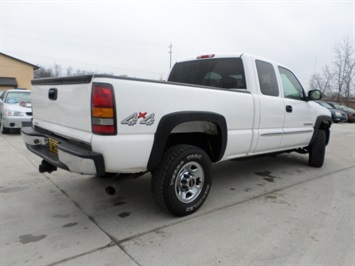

[105,186,116,195]
[39,160,57,174]
[105,172,146,196]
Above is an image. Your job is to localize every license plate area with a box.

[48,138,58,154]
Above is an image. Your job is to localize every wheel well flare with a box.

[147,111,227,171]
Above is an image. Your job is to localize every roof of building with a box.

[0,52,40,70]
[0,77,18,87]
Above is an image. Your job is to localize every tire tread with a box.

[152,144,192,212]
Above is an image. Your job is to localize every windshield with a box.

[330,102,342,109]
[340,106,354,112]
[5,91,31,104]
[168,58,246,89]
[317,101,332,109]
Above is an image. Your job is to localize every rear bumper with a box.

[21,127,105,176]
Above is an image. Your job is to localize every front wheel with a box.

[152,145,212,217]
[0,122,10,134]
[308,130,326,167]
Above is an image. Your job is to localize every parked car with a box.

[340,105,355,122]
[0,89,32,133]
[315,101,348,123]
[327,102,355,122]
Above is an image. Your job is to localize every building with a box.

[0,52,39,92]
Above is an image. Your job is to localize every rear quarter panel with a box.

[91,77,255,172]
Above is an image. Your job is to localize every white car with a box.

[0,89,32,134]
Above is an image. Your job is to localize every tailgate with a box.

[31,75,94,141]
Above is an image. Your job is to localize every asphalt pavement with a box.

[1,123,354,266]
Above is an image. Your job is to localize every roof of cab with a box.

[175,53,288,69]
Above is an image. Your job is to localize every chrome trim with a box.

[261,130,313,137]
[260,132,283,137]
[283,130,313,135]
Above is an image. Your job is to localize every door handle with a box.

[286,105,293,113]
[48,88,58,100]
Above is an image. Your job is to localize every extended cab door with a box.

[252,60,285,154]
[278,67,315,148]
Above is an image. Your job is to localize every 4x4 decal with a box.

[121,112,155,126]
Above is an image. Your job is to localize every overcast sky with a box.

[1,0,354,87]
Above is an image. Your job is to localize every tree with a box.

[66,66,73,76]
[309,36,354,102]
[309,65,333,96]
[53,63,63,77]
[333,37,355,101]
[34,64,96,78]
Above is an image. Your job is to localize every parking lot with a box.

[1,123,354,266]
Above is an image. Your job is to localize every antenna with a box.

[168,43,173,68]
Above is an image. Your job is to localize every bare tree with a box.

[53,63,63,77]
[309,36,354,102]
[34,64,99,78]
[34,67,53,78]
[309,65,333,95]
[74,69,95,76]
[66,66,74,76]
[333,37,355,101]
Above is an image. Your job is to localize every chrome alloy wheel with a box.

[175,161,205,203]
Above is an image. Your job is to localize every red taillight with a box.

[92,125,115,134]
[197,54,215,59]
[91,83,116,135]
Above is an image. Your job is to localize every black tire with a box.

[152,144,212,217]
[308,130,326,167]
[0,123,10,134]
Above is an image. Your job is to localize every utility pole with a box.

[168,43,173,68]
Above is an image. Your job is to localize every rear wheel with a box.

[152,144,212,217]
[308,130,326,167]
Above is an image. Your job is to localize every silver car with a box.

[0,90,32,134]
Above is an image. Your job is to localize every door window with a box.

[256,60,279,97]
[278,67,305,100]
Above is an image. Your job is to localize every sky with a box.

[0,0,354,88]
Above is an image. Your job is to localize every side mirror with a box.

[307,90,322,101]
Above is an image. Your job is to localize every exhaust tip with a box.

[105,186,116,195]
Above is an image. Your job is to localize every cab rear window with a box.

[168,58,246,89]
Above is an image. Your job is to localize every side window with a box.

[256,60,279,96]
[278,67,305,100]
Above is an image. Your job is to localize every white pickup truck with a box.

[22,53,332,216]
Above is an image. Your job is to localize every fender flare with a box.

[309,115,332,147]
[147,111,227,171]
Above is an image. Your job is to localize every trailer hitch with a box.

[39,160,57,174]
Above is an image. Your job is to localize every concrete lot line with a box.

[47,242,139,266]
[0,134,137,266]
[117,164,355,246]
[121,166,355,265]
[1,123,354,265]
[42,178,142,266]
